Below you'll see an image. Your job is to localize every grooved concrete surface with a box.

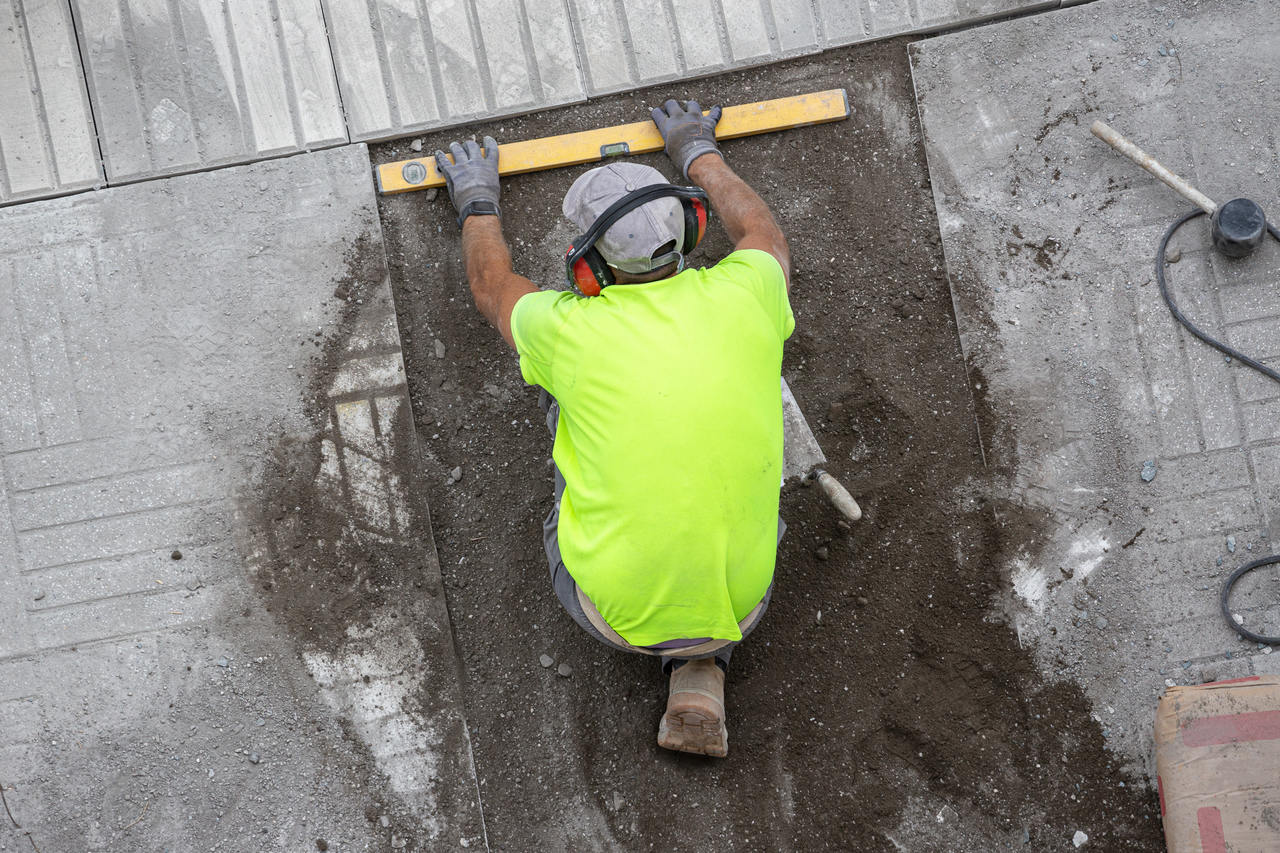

[3,0,1062,200]
[912,0,1280,775]
[0,145,483,850]
[0,0,101,202]
[69,0,348,182]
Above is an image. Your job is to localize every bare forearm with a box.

[461,215,536,348]
[462,216,511,318]
[687,154,791,281]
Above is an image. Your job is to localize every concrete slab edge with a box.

[4,0,1100,205]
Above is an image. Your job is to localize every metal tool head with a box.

[1211,197,1267,258]
[781,377,825,480]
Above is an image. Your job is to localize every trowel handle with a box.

[814,469,862,523]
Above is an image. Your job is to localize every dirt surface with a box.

[373,40,1165,851]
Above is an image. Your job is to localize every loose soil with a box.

[372,39,1166,851]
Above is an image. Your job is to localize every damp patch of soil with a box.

[373,39,1165,851]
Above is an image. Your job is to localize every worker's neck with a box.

[611,262,679,285]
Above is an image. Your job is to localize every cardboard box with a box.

[1154,675,1280,852]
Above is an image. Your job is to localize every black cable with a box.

[1157,210,1280,644]
[1220,555,1280,645]
[1155,210,1280,383]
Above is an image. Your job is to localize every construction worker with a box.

[434,100,792,758]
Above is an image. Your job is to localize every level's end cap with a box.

[837,88,850,118]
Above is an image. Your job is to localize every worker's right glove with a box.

[650,99,723,179]
[434,136,501,228]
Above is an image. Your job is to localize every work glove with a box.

[650,99,723,179]
[434,136,501,228]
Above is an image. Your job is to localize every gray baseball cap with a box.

[562,162,685,274]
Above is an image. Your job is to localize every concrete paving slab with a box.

[1,0,1067,191]
[68,0,348,182]
[0,0,101,204]
[0,145,483,849]
[912,0,1280,775]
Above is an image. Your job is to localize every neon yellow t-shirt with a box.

[510,249,795,646]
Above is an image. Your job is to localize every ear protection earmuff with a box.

[564,184,710,297]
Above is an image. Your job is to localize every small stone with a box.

[185,576,202,591]
[856,596,869,608]
[391,835,407,848]
[33,589,45,601]
[1233,613,1244,625]
[1201,668,1218,683]
[434,339,445,359]
[171,550,183,560]
[815,546,830,561]
[255,717,266,727]
[449,466,463,484]
[1110,34,1118,41]
[1227,535,1237,553]
[379,815,391,828]
[1137,58,1149,67]
[557,663,572,677]
[1157,45,1168,56]
[315,840,329,852]
[425,188,439,202]
[1166,247,1182,263]
[410,139,423,152]
[1073,830,1089,847]
[539,654,554,668]
[1140,460,1157,482]
[216,656,229,668]
[249,753,260,764]
[1094,615,1109,630]
[461,839,471,848]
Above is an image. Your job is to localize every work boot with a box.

[657,659,728,757]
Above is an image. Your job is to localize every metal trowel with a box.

[781,378,863,523]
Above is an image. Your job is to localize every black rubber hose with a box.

[1156,210,1280,644]
[1220,555,1280,645]
[1155,210,1280,383]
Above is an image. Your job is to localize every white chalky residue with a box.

[304,616,445,839]
[1066,536,1109,580]
[1011,558,1048,614]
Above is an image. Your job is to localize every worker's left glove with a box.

[434,136,500,228]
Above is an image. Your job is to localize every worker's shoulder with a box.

[510,287,581,349]
[703,248,786,283]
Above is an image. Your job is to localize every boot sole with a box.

[657,708,729,757]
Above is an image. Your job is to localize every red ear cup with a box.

[573,257,602,297]
[692,199,707,248]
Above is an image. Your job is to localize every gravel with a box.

[539,654,554,668]
[557,663,572,678]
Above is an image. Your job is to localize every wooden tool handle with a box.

[815,470,862,523]
[1090,120,1218,215]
